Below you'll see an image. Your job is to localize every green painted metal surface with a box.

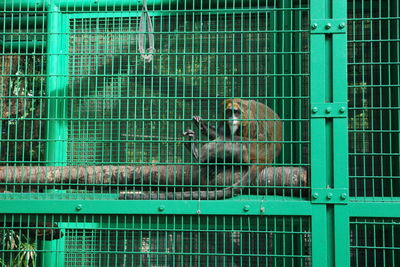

[0,0,399,266]
[45,4,68,166]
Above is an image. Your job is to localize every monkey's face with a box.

[225,108,241,135]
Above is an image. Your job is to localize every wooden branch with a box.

[0,165,308,199]
[0,165,201,185]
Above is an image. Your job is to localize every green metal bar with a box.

[0,199,313,215]
[0,40,46,50]
[310,17,327,188]
[311,205,328,266]
[310,0,329,265]
[334,205,349,266]
[332,0,350,265]
[1,0,173,9]
[41,231,65,267]
[311,0,349,266]
[348,202,400,217]
[45,4,68,165]
[66,11,163,19]
[1,15,46,27]
[1,0,291,11]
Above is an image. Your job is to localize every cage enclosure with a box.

[0,0,310,199]
[1,0,399,266]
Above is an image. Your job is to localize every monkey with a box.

[121,99,283,200]
[182,99,282,196]
[187,98,282,165]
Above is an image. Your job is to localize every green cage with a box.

[0,0,399,266]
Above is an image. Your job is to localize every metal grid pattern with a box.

[350,217,400,266]
[0,11,47,165]
[1,1,310,199]
[1,0,399,266]
[0,214,311,266]
[0,1,315,265]
[348,0,400,198]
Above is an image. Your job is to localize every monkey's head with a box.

[222,99,249,136]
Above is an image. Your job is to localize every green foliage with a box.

[0,230,36,267]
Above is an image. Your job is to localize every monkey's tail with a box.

[118,177,247,200]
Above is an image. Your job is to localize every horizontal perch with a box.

[0,165,307,199]
[120,166,308,200]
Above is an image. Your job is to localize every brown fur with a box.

[223,99,282,163]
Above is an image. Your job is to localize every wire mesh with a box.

[8,0,400,265]
[1,0,310,200]
[0,11,47,165]
[348,0,400,198]
[0,214,311,266]
[350,217,400,266]
[0,1,312,264]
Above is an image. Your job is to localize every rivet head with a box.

[312,193,319,199]
[75,204,82,211]
[325,23,332,29]
[327,193,333,199]
[339,22,346,29]
[243,205,250,212]
[311,23,318,29]
[325,107,332,113]
[312,107,319,113]
[341,193,347,200]
[158,205,165,211]
[339,107,346,113]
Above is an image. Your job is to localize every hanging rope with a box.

[138,0,155,62]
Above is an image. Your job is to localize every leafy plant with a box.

[0,231,37,267]
[12,242,37,267]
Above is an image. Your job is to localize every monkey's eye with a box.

[225,109,233,117]
[225,108,240,118]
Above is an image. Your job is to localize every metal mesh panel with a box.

[348,0,400,198]
[0,1,310,199]
[0,214,311,266]
[0,12,47,165]
[350,217,400,266]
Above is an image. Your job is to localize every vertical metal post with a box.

[41,230,66,267]
[44,4,69,264]
[331,1,350,265]
[310,0,349,266]
[310,1,329,266]
[46,3,68,166]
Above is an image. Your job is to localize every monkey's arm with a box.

[193,116,217,140]
[183,129,199,162]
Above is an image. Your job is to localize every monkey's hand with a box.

[193,116,207,136]
[193,116,217,139]
[192,116,203,127]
